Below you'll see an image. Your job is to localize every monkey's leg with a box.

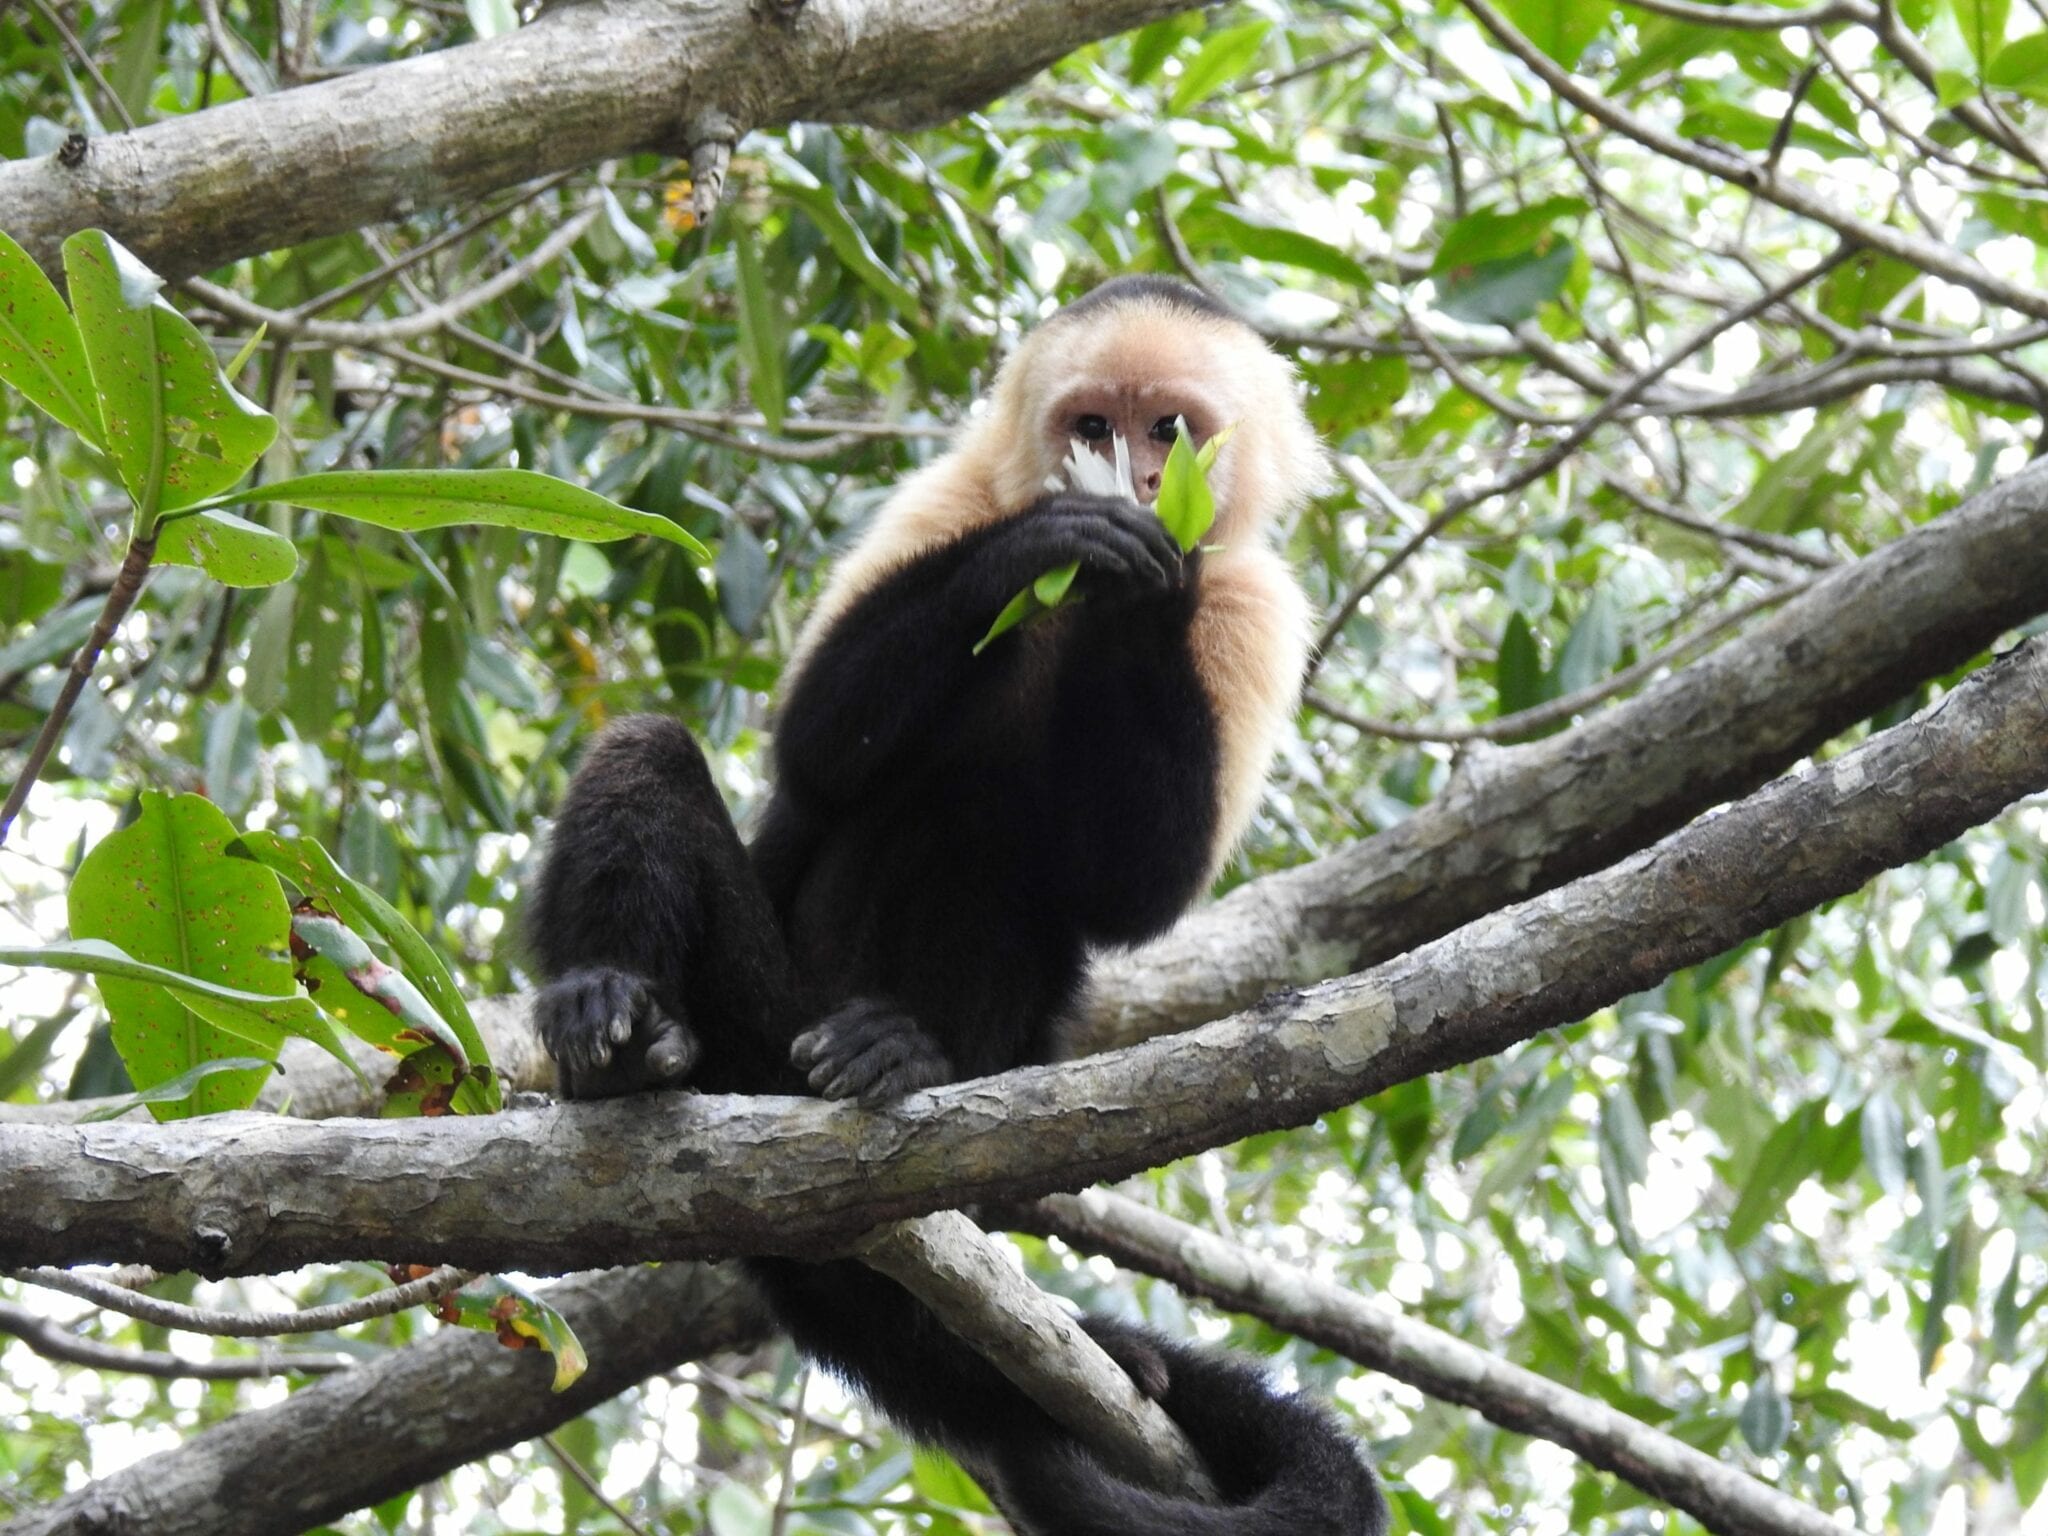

[528,715,800,1097]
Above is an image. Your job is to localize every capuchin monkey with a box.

[529,275,1390,1536]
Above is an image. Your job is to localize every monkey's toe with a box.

[792,1000,952,1105]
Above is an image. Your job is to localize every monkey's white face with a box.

[1039,378,1228,506]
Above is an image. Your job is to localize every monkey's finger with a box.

[644,1016,699,1081]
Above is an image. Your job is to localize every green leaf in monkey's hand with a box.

[1155,421,1235,553]
[973,558,1081,656]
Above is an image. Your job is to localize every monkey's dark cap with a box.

[1055,274,1246,329]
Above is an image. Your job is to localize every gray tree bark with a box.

[0,0,1195,279]
[7,631,2043,1276]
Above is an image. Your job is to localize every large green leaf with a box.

[1952,0,2010,67]
[61,229,277,521]
[208,469,708,558]
[1432,197,1589,272]
[0,229,102,443]
[64,792,305,1116]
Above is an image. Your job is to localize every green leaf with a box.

[62,229,277,522]
[212,469,709,559]
[1436,239,1577,326]
[3,939,360,1096]
[1186,204,1373,290]
[435,1275,587,1390]
[1033,559,1081,606]
[1432,197,1590,272]
[1155,422,1219,552]
[0,228,103,442]
[289,909,469,1068]
[1725,1101,1824,1248]
[1169,20,1271,110]
[1861,1090,1907,1197]
[1951,0,2010,67]
[1988,31,2048,96]
[61,792,353,1114]
[156,508,301,587]
[234,828,497,1113]
[108,0,169,121]
[1495,612,1545,716]
[1496,0,1608,66]
[1739,1380,1790,1455]
[734,230,785,433]
[973,584,1042,656]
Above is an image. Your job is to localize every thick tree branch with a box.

[0,0,1198,280]
[0,1263,769,1536]
[1076,454,2048,1049]
[5,631,2043,1275]
[1030,1191,1847,1536]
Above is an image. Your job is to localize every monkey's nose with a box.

[1138,472,1162,504]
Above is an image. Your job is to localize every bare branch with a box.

[0,0,1200,279]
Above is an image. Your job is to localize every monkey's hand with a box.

[790,998,953,1106]
[1002,493,1187,603]
[535,966,700,1100]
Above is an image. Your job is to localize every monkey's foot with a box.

[534,966,700,1100]
[790,999,952,1106]
[1079,1315,1173,1400]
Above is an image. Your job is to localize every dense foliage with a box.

[2,0,2045,1532]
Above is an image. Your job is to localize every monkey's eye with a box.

[1150,415,1185,445]
[1075,414,1111,442]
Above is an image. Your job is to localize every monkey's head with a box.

[983,275,1324,541]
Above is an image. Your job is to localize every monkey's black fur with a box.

[530,290,1388,1535]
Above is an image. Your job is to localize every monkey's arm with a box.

[528,716,802,1097]
[774,495,1184,807]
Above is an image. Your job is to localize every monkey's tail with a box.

[985,1320,1390,1536]
[754,1262,1387,1536]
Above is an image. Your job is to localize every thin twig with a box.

[16,1264,474,1337]
[0,1298,349,1378]
[541,1433,657,1536]
[0,535,154,848]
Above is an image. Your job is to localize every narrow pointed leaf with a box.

[216,469,709,558]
